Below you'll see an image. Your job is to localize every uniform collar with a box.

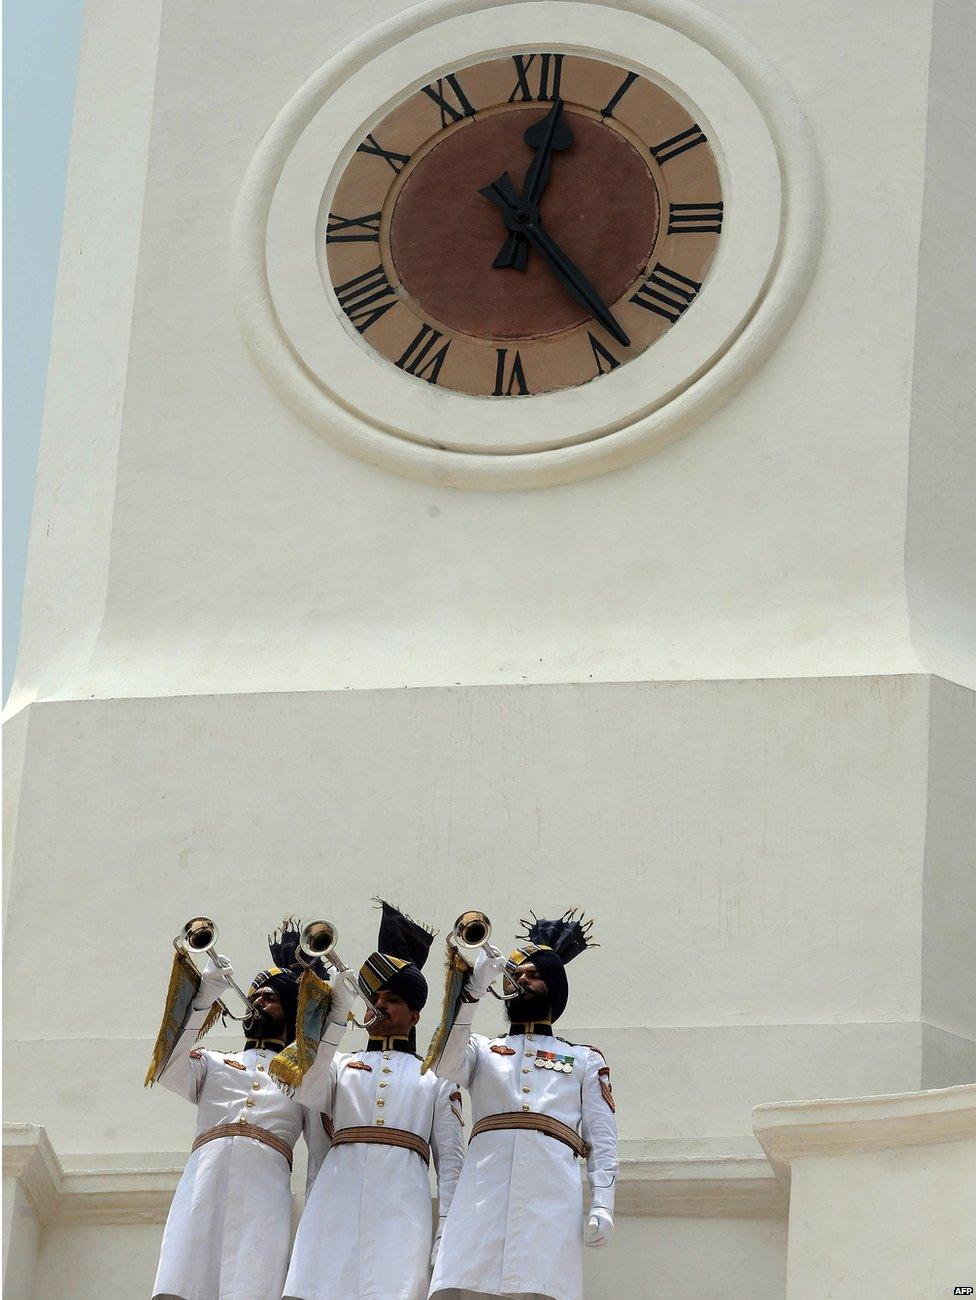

[243,1036,285,1052]
[365,1031,417,1054]
[507,1021,554,1037]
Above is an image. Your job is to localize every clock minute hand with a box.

[493,99,573,272]
[480,173,631,347]
[529,224,631,347]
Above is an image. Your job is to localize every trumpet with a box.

[174,917,254,1020]
[299,919,381,1028]
[449,911,521,1001]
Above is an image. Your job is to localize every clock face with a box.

[325,53,723,398]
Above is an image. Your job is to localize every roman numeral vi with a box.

[493,349,529,396]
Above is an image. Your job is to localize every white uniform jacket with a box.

[284,1034,466,1300]
[428,1009,618,1300]
[152,1005,323,1300]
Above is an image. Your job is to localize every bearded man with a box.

[146,921,351,1300]
[425,911,618,1300]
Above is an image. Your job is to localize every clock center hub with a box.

[388,108,659,342]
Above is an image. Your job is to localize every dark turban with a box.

[358,900,436,1012]
[509,909,597,1023]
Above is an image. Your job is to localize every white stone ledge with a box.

[4,1125,783,1225]
[615,1138,784,1218]
[3,1125,182,1226]
[2,1123,62,1224]
[751,1081,976,1187]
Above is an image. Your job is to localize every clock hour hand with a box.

[480,173,631,347]
[493,99,573,272]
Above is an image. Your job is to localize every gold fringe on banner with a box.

[421,943,471,1075]
[269,968,332,1093]
[144,951,223,1087]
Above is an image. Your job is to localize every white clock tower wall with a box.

[10,0,937,703]
[905,0,976,691]
[4,2,974,1298]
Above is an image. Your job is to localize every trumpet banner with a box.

[421,942,471,1075]
[269,968,333,1092]
[144,949,224,1086]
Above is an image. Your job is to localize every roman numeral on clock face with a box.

[599,71,639,119]
[493,348,529,396]
[356,133,412,174]
[650,124,708,165]
[326,211,382,244]
[421,74,477,128]
[334,265,399,333]
[508,53,564,103]
[667,202,724,234]
[630,263,702,322]
[587,332,620,375]
[396,325,452,383]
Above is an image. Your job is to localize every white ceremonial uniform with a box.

[428,1012,618,1300]
[283,1035,466,1300]
[152,1004,322,1300]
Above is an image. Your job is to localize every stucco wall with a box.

[906,0,976,691]
[2,674,937,1163]
[4,2,973,1296]
[922,678,976,1042]
[9,0,935,708]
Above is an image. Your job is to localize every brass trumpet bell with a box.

[297,918,380,1027]
[182,916,218,953]
[173,916,253,1020]
[452,910,491,949]
[448,909,519,1000]
[299,919,337,960]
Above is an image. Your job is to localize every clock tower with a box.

[4,1,975,1296]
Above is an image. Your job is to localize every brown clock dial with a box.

[325,53,723,397]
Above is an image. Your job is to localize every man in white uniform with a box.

[282,901,466,1300]
[148,924,352,1300]
[426,911,618,1300]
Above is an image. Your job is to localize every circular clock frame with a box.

[232,0,824,489]
[323,55,725,399]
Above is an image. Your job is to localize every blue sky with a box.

[3,0,86,700]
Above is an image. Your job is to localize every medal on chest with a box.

[533,1050,575,1074]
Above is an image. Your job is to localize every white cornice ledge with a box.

[2,1124,182,1226]
[752,1082,976,1189]
[4,1125,784,1225]
[2,1123,62,1222]
[54,1166,185,1225]
[615,1138,784,1218]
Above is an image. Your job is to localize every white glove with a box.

[584,1208,614,1249]
[466,948,509,1001]
[192,955,234,1010]
[327,974,355,1029]
[430,1216,446,1268]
